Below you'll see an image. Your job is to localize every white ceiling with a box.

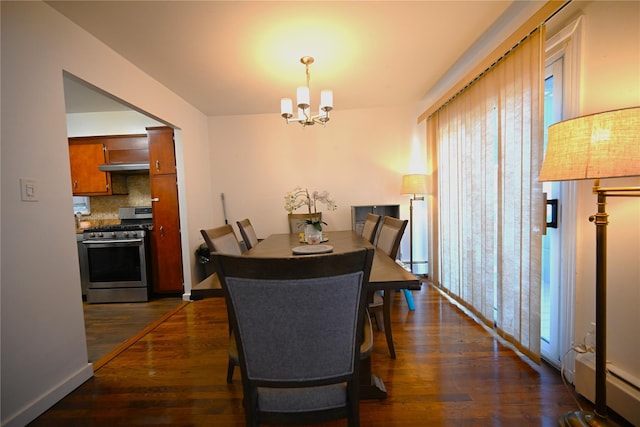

[48,1,521,116]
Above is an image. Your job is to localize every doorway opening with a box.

[63,73,183,366]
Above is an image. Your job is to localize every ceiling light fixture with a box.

[280,56,333,127]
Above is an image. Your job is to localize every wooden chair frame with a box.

[370,216,408,359]
[361,213,382,244]
[200,224,242,382]
[287,212,322,234]
[200,224,242,256]
[213,249,374,427]
[236,218,259,251]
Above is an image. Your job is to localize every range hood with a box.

[98,162,150,173]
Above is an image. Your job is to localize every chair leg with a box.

[226,358,235,383]
[383,290,396,359]
[370,291,384,331]
[403,289,415,310]
[373,310,384,331]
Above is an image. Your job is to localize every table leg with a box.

[359,354,387,399]
[383,290,396,359]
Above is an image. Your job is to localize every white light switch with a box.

[20,178,38,202]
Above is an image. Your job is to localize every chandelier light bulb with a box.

[297,86,310,109]
[320,90,333,111]
[280,56,333,127]
[280,98,293,119]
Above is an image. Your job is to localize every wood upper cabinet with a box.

[148,127,176,176]
[68,134,148,196]
[147,126,183,294]
[68,142,111,195]
[104,134,149,164]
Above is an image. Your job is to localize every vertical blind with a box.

[427,29,544,360]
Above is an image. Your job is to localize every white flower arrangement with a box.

[284,186,337,230]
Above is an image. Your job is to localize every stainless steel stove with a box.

[81,207,152,303]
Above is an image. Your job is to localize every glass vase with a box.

[305,224,322,244]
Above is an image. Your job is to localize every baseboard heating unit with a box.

[574,352,640,425]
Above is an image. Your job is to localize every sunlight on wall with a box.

[249,12,359,86]
[407,130,427,174]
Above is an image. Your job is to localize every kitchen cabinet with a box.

[68,142,111,195]
[104,134,149,164]
[147,127,183,293]
[148,127,176,176]
[68,134,148,196]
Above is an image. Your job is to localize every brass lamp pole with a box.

[587,183,640,423]
[539,107,640,426]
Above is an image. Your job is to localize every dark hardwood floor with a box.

[32,283,629,426]
[83,296,184,366]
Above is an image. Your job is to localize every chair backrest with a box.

[288,212,322,234]
[212,248,374,425]
[376,216,408,260]
[361,213,382,244]
[200,224,242,256]
[236,218,259,251]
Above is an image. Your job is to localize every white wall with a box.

[0,2,212,425]
[66,111,163,137]
[207,107,428,263]
[554,0,640,391]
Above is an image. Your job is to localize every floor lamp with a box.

[401,174,430,274]
[539,107,640,426]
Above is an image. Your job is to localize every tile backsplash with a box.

[83,175,151,222]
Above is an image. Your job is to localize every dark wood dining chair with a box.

[369,216,408,359]
[236,218,260,251]
[200,224,242,382]
[212,248,374,427]
[361,213,382,244]
[287,212,322,234]
[200,224,242,256]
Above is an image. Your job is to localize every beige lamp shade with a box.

[401,174,430,195]
[539,106,640,181]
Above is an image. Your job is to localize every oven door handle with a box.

[82,239,144,245]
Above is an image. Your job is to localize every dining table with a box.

[245,229,421,399]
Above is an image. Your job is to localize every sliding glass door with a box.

[540,58,564,366]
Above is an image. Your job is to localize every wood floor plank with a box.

[30,283,632,426]
[83,297,184,364]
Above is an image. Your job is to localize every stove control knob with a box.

[123,231,129,237]
[97,232,103,238]
[110,232,116,238]
[89,232,95,238]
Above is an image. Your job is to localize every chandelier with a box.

[280,56,333,126]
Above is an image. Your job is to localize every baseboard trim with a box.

[2,364,93,427]
[575,352,639,426]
